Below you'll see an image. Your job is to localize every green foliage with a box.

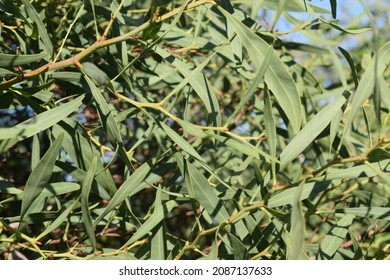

[0,0,389,260]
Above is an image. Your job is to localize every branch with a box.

[0,0,215,91]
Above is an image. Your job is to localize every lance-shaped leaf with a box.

[150,186,167,260]
[122,200,177,248]
[0,52,49,67]
[0,94,84,141]
[288,180,306,260]
[343,41,390,138]
[84,74,122,146]
[20,133,64,220]
[81,157,98,250]
[93,160,176,227]
[268,181,332,208]
[36,200,78,240]
[330,0,337,18]
[320,207,390,221]
[280,91,350,166]
[219,7,302,133]
[318,215,354,259]
[21,0,53,56]
[153,46,221,126]
[186,161,230,224]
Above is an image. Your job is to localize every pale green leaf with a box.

[288,180,306,260]
[153,46,221,126]
[219,7,302,133]
[343,41,390,138]
[280,91,349,166]
[318,215,355,259]
[150,186,167,260]
[0,95,84,141]
[21,0,53,55]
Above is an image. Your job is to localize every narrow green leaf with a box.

[228,233,249,260]
[20,133,64,220]
[36,200,78,240]
[227,46,272,124]
[82,62,111,87]
[288,180,306,260]
[212,134,266,161]
[343,42,390,139]
[53,119,117,198]
[268,181,331,208]
[153,46,221,126]
[0,68,17,77]
[319,18,371,34]
[0,52,49,67]
[12,182,80,201]
[150,186,167,260]
[0,94,84,143]
[280,91,349,166]
[123,200,177,248]
[365,161,390,185]
[270,0,286,30]
[93,162,151,227]
[207,240,219,260]
[264,84,277,182]
[84,74,122,146]
[186,161,230,223]
[176,119,207,138]
[327,46,348,89]
[338,47,359,88]
[262,0,329,13]
[93,160,175,227]
[160,122,204,163]
[81,157,97,250]
[379,75,390,111]
[0,0,29,23]
[318,215,354,259]
[349,229,364,260]
[21,0,53,56]
[219,7,302,133]
[330,0,337,18]
[331,207,390,220]
[31,134,40,170]
[0,179,22,195]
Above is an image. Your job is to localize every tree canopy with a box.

[0,0,389,260]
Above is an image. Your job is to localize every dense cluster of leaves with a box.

[0,0,389,260]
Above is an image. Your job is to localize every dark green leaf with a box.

[20,133,64,220]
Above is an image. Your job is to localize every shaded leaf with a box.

[36,200,78,240]
[219,7,302,133]
[81,157,97,250]
[21,0,53,56]
[343,41,390,138]
[0,52,49,67]
[0,95,84,141]
[123,200,177,248]
[150,186,167,260]
[288,180,306,260]
[280,91,349,166]
[20,133,64,220]
[330,0,337,18]
[318,215,354,260]
[186,161,230,224]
